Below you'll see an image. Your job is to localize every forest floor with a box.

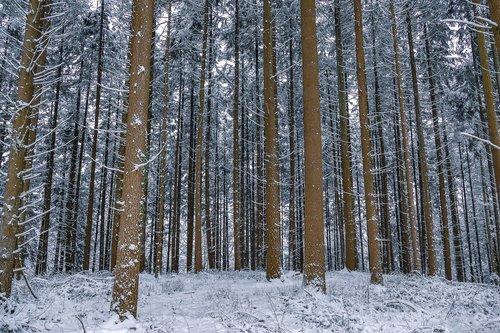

[3,269,500,332]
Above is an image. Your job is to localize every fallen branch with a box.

[21,271,38,300]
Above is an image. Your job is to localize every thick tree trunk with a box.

[111,0,154,318]
[0,0,47,296]
[475,0,500,276]
[300,0,326,291]
[488,0,500,53]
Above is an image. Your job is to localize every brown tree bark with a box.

[205,10,215,269]
[488,0,500,53]
[424,25,452,280]
[389,0,421,273]
[0,0,47,296]
[263,0,281,280]
[233,0,242,271]
[287,16,297,271]
[442,126,465,282]
[334,0,357,272]
[354,0,383,284]
[406,9,436,275]
[474,0,500,276]
[84,0,106,271]
[35,37,64,275]
[300,0,326,291]
[154,0,172,278]
[194,0,211,273]
[111,0,154,318]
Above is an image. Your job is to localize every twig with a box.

[76,315,87,333]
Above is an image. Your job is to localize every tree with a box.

[389,0,421,273]
[263,0,281,280]
[194,0,211,273]
[0,0,49,296]
[83,0,106,272]
[154,0,172,278]
[300,0,326,290]
[334,0,357,272]
[233,0,242,271]
[406,6,436,275]
[487,0,500,52]
[111,0,154,318]
[353,0,383,284]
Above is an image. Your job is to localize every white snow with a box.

[3,270,500,332]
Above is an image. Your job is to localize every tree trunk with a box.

[111,0,154,318]
[474,0,500,275]
[406,9,436,275]
[300,0,326,290]
[35,38,64,275]
[334,0,357,272]
[0,0,47,296]
[443,125,465,282]
[263,0,281,280]
[424,25,452,280]
[193,0,211,273]
[154,0,172,278]
[389,0,421,273]
[354,0,383,284]
[233,0,242,271]
[84,0,106,271]
[488,0,500,53]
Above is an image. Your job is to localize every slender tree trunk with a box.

[354,0,383,284]
[193,0,211,273]
[334,0,357,271]
[233,0,242,271]
[35,38,64,275]
[389,0,421,273]
[84,0,106,271]
[443,126,465,282]
[424,25,452,280]
[466,146,483,282]
[287,16,297,271]
[97,109,111,271]
[65,61,84,273]
[111,0,154,318]
[205,11,215,269]
[406,9,436,275]
[110,100,126,271]
[371,7,392,273]
[392,84,411,274]
[187,80,195,272]
[154,0,172,278]
[459,144,475,281]
[171,85,184,273]
[263,0,281,280]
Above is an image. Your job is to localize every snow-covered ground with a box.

[3,270,500,332]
